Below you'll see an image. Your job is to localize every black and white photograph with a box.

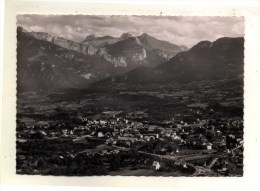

[16,15,245,177]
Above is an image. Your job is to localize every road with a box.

[191,166,219,176]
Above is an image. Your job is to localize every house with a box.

[102,111,122,118]
[106,138,118,146]
[98,132,105,138]
[206,143,213,150]
[134,133,143,138]
[99,120,107,125]
[144,136,151,141]
[152,161,161,170]
[118,136,137,143]
[148,125,157,132]
[111,149,120,154]
[160,148,168,155]
[212,136,226,147]
[61,129,68,135]
[145,133,159,139]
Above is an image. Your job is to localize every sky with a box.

[17,15,244,48]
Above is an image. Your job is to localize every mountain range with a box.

[107,37,244,84]
[17,26,187,90]
[17,26,244,90]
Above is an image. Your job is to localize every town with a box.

[16,79,243,176]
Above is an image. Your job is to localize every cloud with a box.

[16,15,244,47]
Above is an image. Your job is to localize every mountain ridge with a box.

[17,26,187,90]
[18,26,186,67]
[17,26,243,91]
[107,36,244,84]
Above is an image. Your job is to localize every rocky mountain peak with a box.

[139,33,155,40]
[114,37,244,84]
[180,45,189,51]
[189,41,212,53]
[17,26,191,90]
[83,34,96,42]
[140,32,149,37]
[120,33,133,39]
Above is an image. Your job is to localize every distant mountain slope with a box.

[137,33,188,59]
[17,26,188,90]
[111,37,244,84]
[20,26,186,69]
[82,34,119,46]
[17,27,115,90]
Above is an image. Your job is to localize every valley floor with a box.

[16,79,244,176]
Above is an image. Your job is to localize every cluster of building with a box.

[17,106,243,175]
